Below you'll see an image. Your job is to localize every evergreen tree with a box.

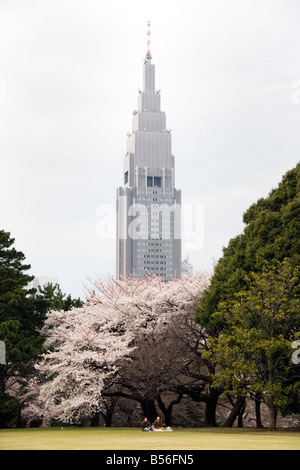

[35,283,83,312]
[195,163,300,426]
[0,230,49,426]
[203,259,300,430]
[195,162,300,333]
[0,230,85,426]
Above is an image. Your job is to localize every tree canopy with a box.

[195,162,300,333]
[35,283,83,312]
[22,273,211,427]
[0,230,84,427]
[194,163,300,429]
[203,259,300,430]
[0,231,48,426]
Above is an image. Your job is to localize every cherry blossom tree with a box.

[92,273,212,424]
[24,296,135,425]
[23,272,212,426]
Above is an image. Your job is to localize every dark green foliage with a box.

[0,230,48,370]
[195,162,300,333]
[194,163,300,425]
[0,231,49,425]
[0,230,83,426]
[35,283,84,312]
[0,391,22,428]
[202,259,300,429]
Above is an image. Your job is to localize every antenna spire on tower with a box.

[146,20,152,61]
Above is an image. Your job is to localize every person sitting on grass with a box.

[141,417,153,431]
[152,416,164,431]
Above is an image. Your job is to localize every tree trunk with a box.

[98,398,118,427]
[103,411,113,428]
[268,404,277,431]
[203,390,219,427]
[237,399,246,428]
[140,399,158,424]
[157,393,183,426]
[254,393,264,428]
[223,396,246,427]
[91,412,100,427]
[267,369,277,431]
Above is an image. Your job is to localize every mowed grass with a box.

[0,427,299,450]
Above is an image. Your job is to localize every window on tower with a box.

[147,176,162,187]
[154,176,162,188]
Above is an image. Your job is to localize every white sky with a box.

[0,0,299,299]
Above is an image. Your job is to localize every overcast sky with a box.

[0,0,299,299]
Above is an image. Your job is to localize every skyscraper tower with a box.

[116,23,181,280]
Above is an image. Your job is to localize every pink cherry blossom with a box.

[24,273,211,425]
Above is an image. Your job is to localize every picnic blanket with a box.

[143,427,173,432]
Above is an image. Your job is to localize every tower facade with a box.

[116,34,181,280]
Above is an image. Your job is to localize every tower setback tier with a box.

[116,50,181,281]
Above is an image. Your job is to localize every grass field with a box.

[0,426,299,450]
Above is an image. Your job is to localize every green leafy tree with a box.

[0,230,85,427]
[35,283,83,312]
[0,230,50,426]
[194,163,300,426]
[195,162,300,334]
[204,259,300,430]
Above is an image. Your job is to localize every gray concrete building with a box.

[116,44,181,280]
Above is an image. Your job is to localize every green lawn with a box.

[0,427,299,450]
